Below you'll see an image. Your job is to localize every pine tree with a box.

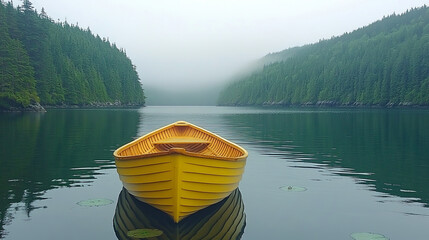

[1,1,145,110]
[218,6,429,107]
[0,3,39,109]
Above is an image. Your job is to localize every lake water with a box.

[1,106,429,239]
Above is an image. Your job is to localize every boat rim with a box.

[113,121,248,161]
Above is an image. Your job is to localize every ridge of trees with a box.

[0,0,145,110]
[218,6,429,107]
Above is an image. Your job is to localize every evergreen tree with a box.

[0,3,38,109]
[0,0,145,110]
[218,6,429,107]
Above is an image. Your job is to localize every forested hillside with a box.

[0,1,145,111]
[218,6,429,107]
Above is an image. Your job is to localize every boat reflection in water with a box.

[113,188,246,240]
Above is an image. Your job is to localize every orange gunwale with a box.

[113,121,248,161]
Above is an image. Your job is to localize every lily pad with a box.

[127,229,163,238]
[280,186,307,192]
[351,232,389,240]
[77,198,113,207]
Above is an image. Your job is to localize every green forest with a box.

[218,6,429,107]
[0,1,145,111]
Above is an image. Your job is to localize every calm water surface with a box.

[1,106,429,239]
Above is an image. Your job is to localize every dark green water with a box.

[1,106,429,239]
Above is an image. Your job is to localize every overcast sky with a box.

[23,0,429,90]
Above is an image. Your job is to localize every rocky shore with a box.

[1,101,144,112]
[44,101,144,109]
[0,102,46,112]
[249,100,429,108]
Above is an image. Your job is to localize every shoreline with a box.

[217,101,429,109]
[0,102,145,112]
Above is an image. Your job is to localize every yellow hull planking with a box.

[114,121,248,223]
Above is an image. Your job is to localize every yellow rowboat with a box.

[113,188,246,240]
[113,121,248,223]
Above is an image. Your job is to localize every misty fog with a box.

[24,0,429,105]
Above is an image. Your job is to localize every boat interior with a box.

[115,121,246,159]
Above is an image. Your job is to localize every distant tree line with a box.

[218,6,429,107]
[0,0,145,110]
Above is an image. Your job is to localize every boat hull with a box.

[114,121,248,223]
[115,151,246,222]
